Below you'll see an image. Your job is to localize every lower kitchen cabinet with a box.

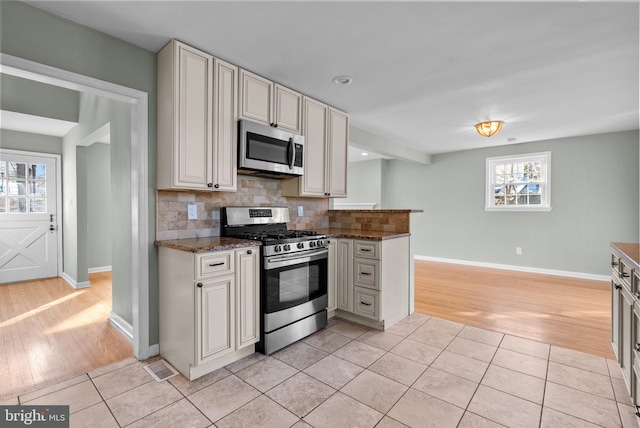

[159,245,259,380]
[327,239,338,314]
[334,237,409,329]
[610,244,640,422]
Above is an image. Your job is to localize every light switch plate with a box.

[297,206,304,217]
[187,204,198,220]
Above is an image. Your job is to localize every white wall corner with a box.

[62,272,91,289]
[109,311,134,344]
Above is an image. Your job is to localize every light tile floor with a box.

[3,314,637,428]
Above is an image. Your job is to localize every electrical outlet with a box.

[297,206,304,217]
[516,247,522,255]
[187,204,198,220]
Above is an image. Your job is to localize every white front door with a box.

[0,151,59,283]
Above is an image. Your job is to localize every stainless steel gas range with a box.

[222,207,328,355]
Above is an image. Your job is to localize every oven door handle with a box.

[265,248,328,270]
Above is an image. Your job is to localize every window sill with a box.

[484,206,553,212]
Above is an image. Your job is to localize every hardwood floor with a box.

[0,272,132,401]
[414,260,614,359]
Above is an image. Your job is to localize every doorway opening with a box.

[0,53,151,361]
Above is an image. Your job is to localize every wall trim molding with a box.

[414,255,610,282]
[109,311,133,343]
[88,266,113,274]
[62,272,91,289]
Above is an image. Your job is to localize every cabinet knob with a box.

[611,261,618,267]
[615,284,622,290]
[635,343,640,352]
[247,250,252,255]
[197,282,203,288]
[214,184,220,189]
[207,183,213,188]
[622,272,630,278]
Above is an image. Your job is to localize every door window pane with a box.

[8,162,26,179]
[9,197,27,213]
[0,197,6,213]
[0,161,5,178]
[29,164,46,180]
[29,182,46,197]
[30,198,46,213]
[8,180,26,196]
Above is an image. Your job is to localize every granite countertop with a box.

[328,209,423,213]
[317,228,410,241]
[612,242,640,269]
[155,237,260,253]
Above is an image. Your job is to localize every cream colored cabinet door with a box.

[327,239,338,312]
[327,108,349,197]
[212,58,238,192]
[239,69,272,125]
[300,97,328,196]
[274,84,302,134]
[337,239,354,312]
[235,247,260,349]
[197,275,235,363]
[158,40,213,190]
[238,69,302,133]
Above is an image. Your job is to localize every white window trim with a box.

[484,151,552,212]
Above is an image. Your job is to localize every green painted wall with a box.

[0,129,62,153]
[1,74,79,122]
[381,131,639,276]
[87,143,112,269]
[342,159,383,207]
[1,1,158,344]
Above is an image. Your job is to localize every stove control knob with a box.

[309,241,316,248]
[297,242,305,249]
[274,245,282,253]
[317,239,325,247]
[284,244,291,251]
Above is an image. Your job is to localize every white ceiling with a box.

[25,1,639,155]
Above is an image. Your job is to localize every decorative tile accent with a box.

[156,176,329,239]
[328,211,411,233]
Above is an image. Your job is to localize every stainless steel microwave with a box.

[238,120,304,177]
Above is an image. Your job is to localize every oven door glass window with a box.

[264,255,327,313]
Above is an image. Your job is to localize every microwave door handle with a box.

[288,137,295,170]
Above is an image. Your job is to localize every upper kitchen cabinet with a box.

[157,40,238,192]
[282,98,349,198]
[238,69,303,134]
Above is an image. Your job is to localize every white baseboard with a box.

[88,265,112,273]
[62,272,91,289]
[415,255,610,282]
[109,311,133,344]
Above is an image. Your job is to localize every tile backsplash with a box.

[328,210,410,233]
[156,176,329,240]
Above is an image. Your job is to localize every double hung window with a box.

[485,152,551,211]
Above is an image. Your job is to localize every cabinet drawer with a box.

[611,254,620,276]
[354,241,380,260]
[620,259,633,290]
[353,287,380,320]
[197,252,234,279]
[354,258,380,290]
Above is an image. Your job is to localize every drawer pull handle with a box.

[612,261,618,267]
[635,343,640,352]
[360,301,372,306]
[209,262,225,267]
[615,284,622,290]
[622,272,630,278]
[197,282,203,288]
[361,272,372,276]
[361,248,372,252]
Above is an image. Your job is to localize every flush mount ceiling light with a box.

[475,121,504,138]
[332,75,353,85]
